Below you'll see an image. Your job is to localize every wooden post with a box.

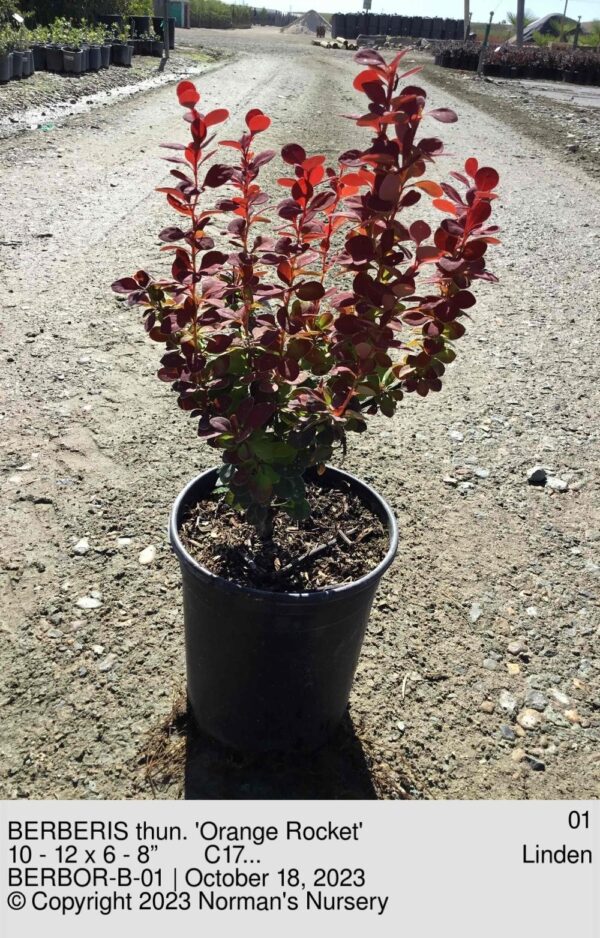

[464,0,470,40]
[163,0,170,60]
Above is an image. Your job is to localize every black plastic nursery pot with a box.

[101,44,111,68]
[88,45,102,71]
[0,53,11,83]
[46,46,64,72]
[169,466,398,752]
[32,44,46,70]
[11,50,24,79]
[63,49,84,74]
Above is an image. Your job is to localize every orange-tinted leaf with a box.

[432,198,458,215]
[414,180,444,197]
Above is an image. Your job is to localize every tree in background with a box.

[18,0,152,24]
[506,8,535,27]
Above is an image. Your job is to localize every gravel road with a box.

[1,28,598,800]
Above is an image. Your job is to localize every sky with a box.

[280,1,600,24]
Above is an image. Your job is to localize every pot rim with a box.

[170,464,398,604]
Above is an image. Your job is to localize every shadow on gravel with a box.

[140,694,379,799]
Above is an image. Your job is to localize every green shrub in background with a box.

[18,0,152,25]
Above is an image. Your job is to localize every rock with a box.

[458,482,475,494]
[527,466,547,486]
[396,721,405,733]
[474,467,489,479]
[500,724,516,741]
[138,545,157,565]
[443,475,458,486]
[526,606,538,617]
[76,595,102,610]
[508,639,526,655]
[525,754,546,771]
[449,430,464,442]
[92,645,104,655]
[469,602,483,623]
[507,662,521,675]
[517,708,542,730]
[117,537,132,547]
[483,658,498,671]
[547,476,568,492]
[511,747,526,762]
[564,708,582,724]
[73,538,90,556]
[499,690,518,714]
[566,143,579,153]
[481,700,495,713]
[77,667,88,678]
[98,654,117,673]
[525,689,548,712]
[550,687,570,706]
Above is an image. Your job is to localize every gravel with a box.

[0,28,598,801]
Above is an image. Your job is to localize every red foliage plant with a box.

[113,49,500,532]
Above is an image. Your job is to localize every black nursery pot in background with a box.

[170,466,398,752]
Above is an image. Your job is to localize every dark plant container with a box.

[63,49,84,74]
[32,43,46,70]
[81,46,90,71]
[88,45,102,71]
[0,52,12,83]
[46,46,64,72]
[11,50,24,79]
[152,39,164,57]
[112,43,133,66]
[170,465,398,752]
[101,44,111,68]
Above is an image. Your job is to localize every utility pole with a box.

[573,14,581,47]
[162,0,170,61]
[515,0,525,48]
[477,10,494,76]
[464,0,470,40]
[560,0,569,42]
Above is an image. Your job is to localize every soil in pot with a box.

[179,472,388,592]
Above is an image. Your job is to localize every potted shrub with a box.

[30,25,48,71]
[111,23,133,66]
[113,50,500,751]
[151,32,164,57]
[0,28,13,83]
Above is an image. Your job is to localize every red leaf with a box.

[220,140,243,150]
[354,49,386,68]
[246,402,275,429]
[474,166,500,191]
[353,68,383,91]
[204,164,234,188]
[296,281,325,301]
[428,107,458,123]
[111,277,138,294]
[465,157,478,178]
[281,143,306,164]
[203,108,229,127]
[379,173,401,202]
[246,109,271,133]
[414,180,443,197]
[176,80,200,109]
[410,220,431,244]
[432,198,458,215]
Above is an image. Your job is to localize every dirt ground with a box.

[0,28,598,801]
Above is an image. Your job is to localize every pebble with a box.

[138,545,157,565]
[443,475,458,486]
[396,721,405,733]
[458,482,475,493]
[499,690,518,714]
[546,476,568,492]
[448,430,464,442]
[73,538,90,556]
[507,662,520,675]
[483,658,498,671]
[527,466,547,486]
[525,606,538,617]
[76,595,102,610]
[98,654,117,673]
[469,602,483,623]
[524,754,546,771]
[525,690,548,712]
[117,537,132,547]
[511,747,525,762]
[77,667,88,678]
[517,708,542,730]
[474,467,489,479]
[92,645,104,655]
[500,724,516,741]
[480,700,495,713]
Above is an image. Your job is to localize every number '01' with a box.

[568,811,589,829]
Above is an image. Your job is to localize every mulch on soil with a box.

[179,473,388,592]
